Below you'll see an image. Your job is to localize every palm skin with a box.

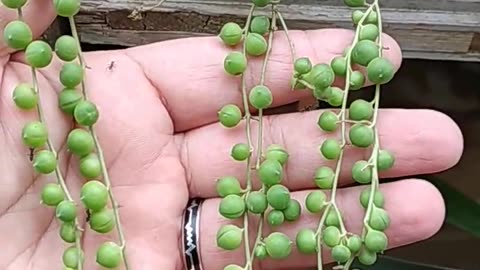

[0,2,464,270]
[1,45,188,269]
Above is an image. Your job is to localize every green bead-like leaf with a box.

[258,159,283,186]
[216,176,242,198]
[219,194,246,219]
[266,184,291,210]
[96,241,122,269]
[63,246,84,269]
[216,224,243,250]
[264,232,292,259]
[295,228,317,254]
[3,20,32,49]
[89,208,115,234]
[219,22,243,46]
[80,180,109,212]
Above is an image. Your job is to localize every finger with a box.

[198,179,445,270]
[180,109,463,198]
[0,0,56,56]
[125,28,402,132]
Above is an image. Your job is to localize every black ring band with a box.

[182,198,204,270]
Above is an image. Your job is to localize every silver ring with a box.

[182,198,204,270]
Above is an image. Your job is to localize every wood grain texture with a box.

[74,0,480,62]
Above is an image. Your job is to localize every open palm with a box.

[0,1,464,270]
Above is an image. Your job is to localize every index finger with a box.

[125,28,402,132]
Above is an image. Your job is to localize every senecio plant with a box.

[216,0,397,270]
[216,0,299,270]
[292,0,396,268]
[3,0,128,269]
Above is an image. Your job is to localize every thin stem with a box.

[31,68,84,270]
[364,129,380,226]
[255,7,276,170]
[240,5,256,269]
[89,126,129,251]
[363,0,383,232]
[128,0,167,20]
[246,6,278,268]
[275,8,296,61]
[297,79,315,90]
[330,0,376,223]
[338,119,372,125]
[68,16,130,270]
[343,256,355,270]
[314,5,377,270]
[314,203,332,270]
[246,213,264,267]
[68,17,87,97]
[141,0,167,12]
[20,5,83,267]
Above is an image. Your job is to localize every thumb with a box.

[0,0,57,57]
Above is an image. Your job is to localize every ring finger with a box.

[194,179,445,270]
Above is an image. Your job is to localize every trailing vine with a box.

[216,0,398,270]
[3,0,400,269]
[2,0,129,268]
[215,1,300,269]
[292,0,396,269]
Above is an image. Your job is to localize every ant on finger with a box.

[107,60,116,71]
[28,148,35,162]
[86,209,91,223]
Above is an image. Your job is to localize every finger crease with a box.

[123,51,175,132]
[178,133,194,196]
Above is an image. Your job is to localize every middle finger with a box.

[180,108,462,198]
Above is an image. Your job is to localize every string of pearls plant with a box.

[292,0,396,269]
[216,1,300,270]
[2,0,128,269]
[216,0,398,270]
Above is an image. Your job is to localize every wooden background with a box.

[43,1,480,269]
[64,0,480,62]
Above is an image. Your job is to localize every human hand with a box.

[0,1,463,270]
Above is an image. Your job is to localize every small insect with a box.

[107,60,116,71]
[28,148,35,162]
[86,209,91,223]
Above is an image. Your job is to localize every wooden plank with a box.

[73,0,480,62]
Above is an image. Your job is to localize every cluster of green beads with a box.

[3,0,123,268]
[217,1,301,270]
[290,0,397,268]
[216,143,299,258]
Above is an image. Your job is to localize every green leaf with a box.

[426,176,480,238]
[350,255,460,269]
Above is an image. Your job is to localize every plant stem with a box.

[343,256,355,270]
[297,79,315,90]
[246,213,264,268]
[18,6,84,269]
[330,0,376,224]
[68,17,87,97]
[314,203,332,270]
[314,4,377,270]
[128,0,167,20]
[246,6,278,268]
[240,5,256,269]
[68,16,130,270]
[31,67,84,270]
[363,0,383,233]
[275,8,296,63]
[256,6,276,169]
[141,0,167,12]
